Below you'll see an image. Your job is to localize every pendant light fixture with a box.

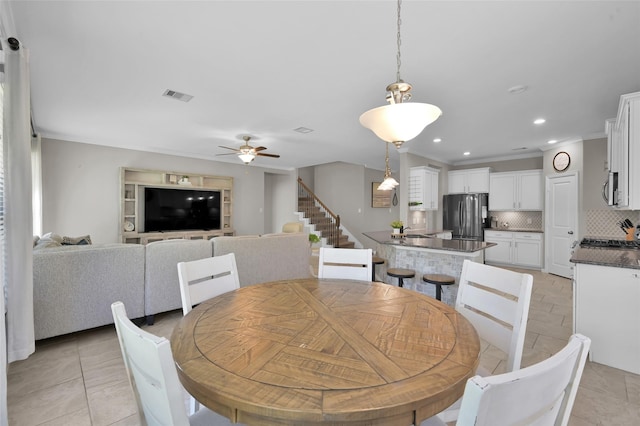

[360,0,442,148]
[378,142,399,191]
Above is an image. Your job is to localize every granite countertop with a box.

[363,230,496,253]
[486,228,544,233]
[571,247,640,270]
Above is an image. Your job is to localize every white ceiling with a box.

[7,1,640,172]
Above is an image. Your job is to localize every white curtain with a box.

[31,134,42,237]
[2,37,34,365]
[0,79,7,426]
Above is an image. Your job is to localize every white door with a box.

[545,173,578,278]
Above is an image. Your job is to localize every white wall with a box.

[41,138,293,243]
[266,172,298,233]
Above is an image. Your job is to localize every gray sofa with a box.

[33,243,145,340]
[213,233,311,287]
[144,239,213,323]
[33,233,312,340]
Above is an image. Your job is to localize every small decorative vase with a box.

[392,228,400,234]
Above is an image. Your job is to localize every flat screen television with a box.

[143,187,221,232]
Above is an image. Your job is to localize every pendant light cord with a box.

[396,0,402,83]
[385,142,391,176]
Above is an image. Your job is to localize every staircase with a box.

[297,178,356,248]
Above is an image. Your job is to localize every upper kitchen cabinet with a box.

[606,91,640,209]
[409,166,439,210]
[489,170,543,211]
[448,167,491,194]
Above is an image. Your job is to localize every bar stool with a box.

[422,274,455,301]
[387,268,415,288]
[371,256,385,282]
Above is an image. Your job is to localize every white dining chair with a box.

[177,253,240,316]
[430,259,533,423]
[421,333,591,426]
[318,247,372,281]
[111,301,241,426]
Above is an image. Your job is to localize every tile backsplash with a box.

[488,211,542,230]
[585,210,640,238]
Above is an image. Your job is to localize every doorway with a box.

[545,173,578,278]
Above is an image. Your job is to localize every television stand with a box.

[125,229,235,245]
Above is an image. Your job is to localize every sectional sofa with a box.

[33,233,311,340]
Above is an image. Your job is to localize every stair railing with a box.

[297,177,341,247]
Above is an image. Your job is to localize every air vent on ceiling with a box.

[162,89,193,102]
[512,147,528,151]
[293,127,314,134]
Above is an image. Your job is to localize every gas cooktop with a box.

[580,238,640,249]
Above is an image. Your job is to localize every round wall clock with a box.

[553,151,570,172]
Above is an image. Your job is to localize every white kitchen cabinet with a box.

[574,263,640,374]
[484,230,513,264]
[448,167,490,194]
[409,166,439,210]
[484,230,543,268]
[606,91,640,209]
[489,170,542,211]
[513,232,543,268]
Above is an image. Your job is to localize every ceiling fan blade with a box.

[253,146,268,152]
[215,152,239,156]
[219,146,240,152]
[257,153,280,158]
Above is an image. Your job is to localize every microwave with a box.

[603,171,618,206]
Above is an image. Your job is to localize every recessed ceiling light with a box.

[534,118,546,125]
[293,127,314,134]
[433,138,442,143]
[463,152,470,156]
[548,139,558,144]
[507,85,528,94]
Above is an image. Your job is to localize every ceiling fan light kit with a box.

[218,135,280,165]
[360,0,442,149]
[238,150,255,164]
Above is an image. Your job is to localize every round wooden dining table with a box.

[170,278,480,426]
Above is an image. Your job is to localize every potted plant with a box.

[308,233,321,245]
[390,220,404,234]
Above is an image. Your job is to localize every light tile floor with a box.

[7,268,640,425]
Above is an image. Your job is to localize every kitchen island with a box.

[571,245,640,374]
[364,230,495,306]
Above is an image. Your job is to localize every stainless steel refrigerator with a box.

[443,193,489,241]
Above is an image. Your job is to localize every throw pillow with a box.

[62,235,92,245]
[33,239,62,250]
[41,232,63,243]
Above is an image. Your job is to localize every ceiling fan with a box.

[217,136,281,164]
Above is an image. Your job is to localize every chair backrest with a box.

[457,334,591,426]
[111,301,189,426]
[318,247,372,281]
[177,253,240,316]
[455,259,533,372]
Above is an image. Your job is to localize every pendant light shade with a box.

[360,102,442,148]
[378,175,399,191]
